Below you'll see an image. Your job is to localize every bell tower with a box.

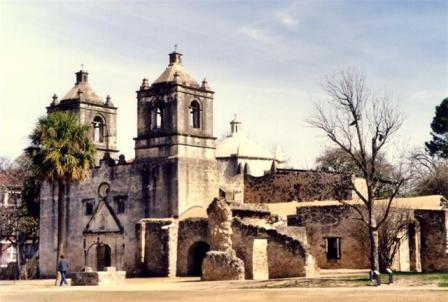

[47,69,119,165]
[135,50,217,218]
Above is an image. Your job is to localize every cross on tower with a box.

[174,44,178,52]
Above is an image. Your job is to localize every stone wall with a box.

[288,205,370,269]
[244,169,352,203]
[139,219,178,277]
[415,209,448,272]
[289,205,447,272]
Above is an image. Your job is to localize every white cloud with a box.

[274,10,299,28]
[239,25,281,44]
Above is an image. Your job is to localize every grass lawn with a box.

[391,272,448,287]
[245,271,448,289]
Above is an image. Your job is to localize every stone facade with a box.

[39,162,141,277]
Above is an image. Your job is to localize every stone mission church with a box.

[39,50,448,279]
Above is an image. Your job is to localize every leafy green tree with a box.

[426,97,448,158]
[0,156,39,279]
[25,112,95,273]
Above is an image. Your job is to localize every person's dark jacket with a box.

[58,259,69,272]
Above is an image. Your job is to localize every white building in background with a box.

[216,116,284,177]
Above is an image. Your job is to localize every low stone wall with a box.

[415,209,448,272]
[244,169,352,203]
[71,267,126,286]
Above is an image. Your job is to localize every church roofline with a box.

[137,82,215,95]
[47,99,118,111]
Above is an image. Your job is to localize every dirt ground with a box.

[1,276,447,302]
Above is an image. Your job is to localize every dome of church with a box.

[216,117,274,160]
[61,70,103,104]
[152,51,199,87]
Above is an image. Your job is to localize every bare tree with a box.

[348,206,414,271]
[308,69,404,274]
[408,150,448,197]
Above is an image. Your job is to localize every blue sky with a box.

[1,0,447,167]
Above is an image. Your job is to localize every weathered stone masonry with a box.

[244,169,352,204]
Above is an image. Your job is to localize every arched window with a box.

[152,102,164,129]
[190,101,201,129]
[93,116,104,143]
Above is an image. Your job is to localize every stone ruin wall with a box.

[231,218,316,279]
[244,169,352,204]
[138,204,318,279]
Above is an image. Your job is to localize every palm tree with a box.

[25,112,96,276]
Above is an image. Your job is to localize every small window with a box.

[326,237,341,260]
[189,101,200,128]
[83,199,95,216]
[93,116,105,143]
[114,195,127,214]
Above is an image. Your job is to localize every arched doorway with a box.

[187,241,210,276]
[96,244,111,271]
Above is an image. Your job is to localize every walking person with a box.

[57,255,69,286]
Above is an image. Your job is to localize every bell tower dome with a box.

[47,68,119,165]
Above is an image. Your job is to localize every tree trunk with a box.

[369,208,380,277]
[55,181,65,281]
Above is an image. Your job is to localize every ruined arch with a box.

[187,241,210,276]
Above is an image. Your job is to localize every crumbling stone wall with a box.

[244,169,352,203]
[138,219,178,277]
[415,209,448,272]
[201,198,245,280]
